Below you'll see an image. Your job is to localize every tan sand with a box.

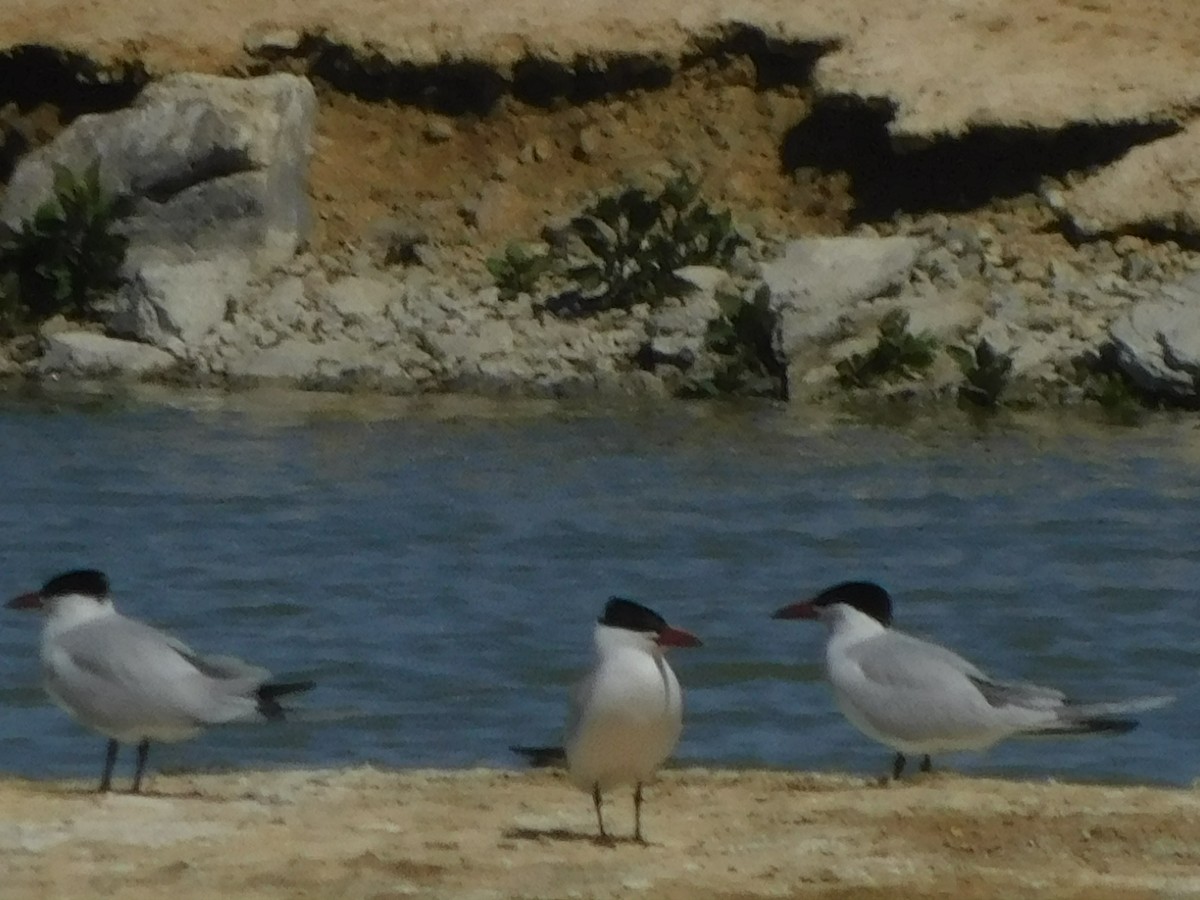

[3,0,1200,138]
[4,767,1199,898]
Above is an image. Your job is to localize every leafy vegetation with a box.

[558,174,745,313]
[1082,369,1148,424]
[1066,350,1154,423]
[682,284,785,399]
[484,172,769,397]
[485,242,556,301]
[0,160,128,336]
[836,309,938,388]
[948,338,1013,408]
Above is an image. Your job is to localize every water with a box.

[0,387,1196,786]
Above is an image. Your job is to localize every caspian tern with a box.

[513,596,702,842]
[7,568,315,793]
[773,581,1170,779]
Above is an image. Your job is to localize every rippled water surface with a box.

[0,388,1196,786]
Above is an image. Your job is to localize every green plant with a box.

[683,284,785,398]
[486,242,556,301]
[563,174,745,313]
[0,159,128,335]
[1065,348,1154,421]
[948,338,1013,408]
[836,309,938,388]
[1085,370,1147,423]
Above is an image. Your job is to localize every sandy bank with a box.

[5,767,1199,898]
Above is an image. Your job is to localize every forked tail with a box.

[1023,694,1173,739]
[257,680,317,720]
[1026,715,1139,737]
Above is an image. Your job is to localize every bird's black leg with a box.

[919,755,932,774]
[634,782,645,844]
[99,739,119,792]
[131,739,151,793]
[892,752,906,780]
[592,783,606,839]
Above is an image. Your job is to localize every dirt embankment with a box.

[5,767,1200,899]
[3,1,1200,268]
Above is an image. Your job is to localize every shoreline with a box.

[3,7,1200,409]
[6,766,1200,898]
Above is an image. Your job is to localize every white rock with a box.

[223,337,366,381]
[1110,273,1200,399]
[1051,121,1200,239]
[2,73,316,272]
[321,275,395,326]
[37,332,176,377]
[763,236,925,357]
[111,257,249,349]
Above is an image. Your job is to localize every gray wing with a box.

[72,618,267,688]
[969,676,1068,711]
[852,629,991,690]
[47,615,266,729]
[857,633,1077,713]
[172,648,270,685]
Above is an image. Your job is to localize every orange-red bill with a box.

[5,591,41,610]
[656,625,702,648]
[772,601,818,620]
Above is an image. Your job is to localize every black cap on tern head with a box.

[810,581,893,626]
[599,597,668,633]
[41,569,110,600]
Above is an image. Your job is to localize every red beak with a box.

[6,591,42,611]
[656,625,702,648]
[772,600,819,620]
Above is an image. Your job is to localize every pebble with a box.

[423,120,455,143]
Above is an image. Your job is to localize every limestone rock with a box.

[110,257,250,351]
[1109,273,1200,400]
[37,332,176,377]
[253,276,312,333]
[320,275,396,329]
[642,267,726,372]
[222,337,371,381]
[1,72,316,271]
[763,236,924,358]
[1048,122,1200,239]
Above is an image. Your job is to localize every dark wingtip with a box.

[1029,717,1140,738]
[1080,716,1139,735]
[256,680,316,720]
[510,745,567,768]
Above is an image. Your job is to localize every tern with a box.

[773,581,1170,779]
[7,568,315,792]
[513,596,701,842]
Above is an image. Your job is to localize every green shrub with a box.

[0,159,128,335]
[562,174,745,313]
[836,309,938,388]
[683,284,784,398]
[1084,370,1148,424]
[486,242,556,301]
[948,338,1013,408]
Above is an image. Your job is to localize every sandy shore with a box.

[4,767,1199,898]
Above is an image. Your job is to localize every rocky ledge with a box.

[5,41,1200,409]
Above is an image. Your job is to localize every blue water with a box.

[0,387,1196,786]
